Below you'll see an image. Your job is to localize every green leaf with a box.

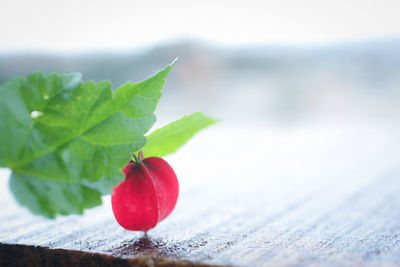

[0,73,82,168]
[1,63,173,217]
[1,59,215,218]
[10,172,102,219]
[141,112,218,158]
[81,64,171,146]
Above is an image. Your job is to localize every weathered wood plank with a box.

[1,121,400,266]
[0,243,215,267]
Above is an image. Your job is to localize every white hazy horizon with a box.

[1,0,400,52]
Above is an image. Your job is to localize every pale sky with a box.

[0,0,399,51]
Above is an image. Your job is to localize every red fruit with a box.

[111,153,179,231]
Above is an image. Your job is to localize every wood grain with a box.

[1,121,399,266]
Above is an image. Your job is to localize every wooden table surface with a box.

[1,120,400,266]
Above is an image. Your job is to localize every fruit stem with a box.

[132,153,139,164]
[132,151,144,165]
[138,151,144,161]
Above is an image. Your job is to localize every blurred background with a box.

[1,0,399,128]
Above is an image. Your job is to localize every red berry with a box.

[111,155,179,231]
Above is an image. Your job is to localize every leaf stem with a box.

[132,153,139,164]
